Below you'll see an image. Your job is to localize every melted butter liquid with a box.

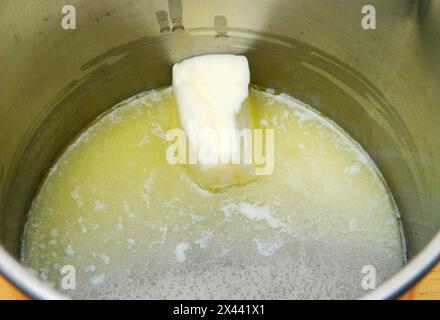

[21,87,406,299]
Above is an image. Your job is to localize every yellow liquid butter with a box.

[21,87,406,299]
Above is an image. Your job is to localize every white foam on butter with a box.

[344,163,362,175]
[195,230,214,249]
[89,274,106,286]
[254,237,285,257]
[175,242,191,263]
[260,90,372,167]
[22,87,406,300]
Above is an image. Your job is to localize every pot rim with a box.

[1,231,440,300]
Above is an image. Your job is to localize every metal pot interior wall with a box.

[0,0,439,297]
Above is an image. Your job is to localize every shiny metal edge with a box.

[0,246,66,300]
[362,231,440,300]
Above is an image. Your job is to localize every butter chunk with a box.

[172,54,255,190]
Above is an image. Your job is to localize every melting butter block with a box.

[172,54,256,190]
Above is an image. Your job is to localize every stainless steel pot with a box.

[1,0,439,299]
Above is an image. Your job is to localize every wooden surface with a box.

[0,276,29,300]
[1,262,440,300]
[399,261,440,300]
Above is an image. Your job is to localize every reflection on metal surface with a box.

[0,0,439,299]
[214,15,228,38]
[156,10,171,33]
[168,0,184,31]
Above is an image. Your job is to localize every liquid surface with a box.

[22,87,406,299]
